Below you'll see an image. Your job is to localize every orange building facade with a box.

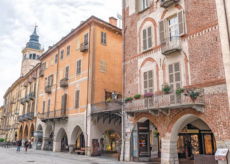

[36,16,122,154]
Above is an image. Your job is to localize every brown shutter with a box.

[144,72,148,93]
[65,66,69,79]
[135,0,140,12]
[143,29,147,51]
[34,82,36,92]
[147,26,152,49]
[48,76,50,87]
[101,32,103,44]
[42,101,45,113]
[148,70,153,93]
[31,102,35,113]
[104,33,107,45]
[62,94,67,116]
[159,20,165,43]
[47,99,50,112]
[75,90,80,108]
[178,10,184,36]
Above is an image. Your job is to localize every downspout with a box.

[53,46,60,142]
[223,0,230,43]
[122,0,127,161]
[86,21,91,153]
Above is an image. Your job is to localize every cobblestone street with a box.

[0,147,160,164]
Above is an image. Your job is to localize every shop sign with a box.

[215,149,229,161]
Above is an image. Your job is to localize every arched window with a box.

[33,54,36,59]
[29,54,32,59]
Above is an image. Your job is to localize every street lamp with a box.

[112,91,118,100]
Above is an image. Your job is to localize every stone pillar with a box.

[53,141,61,152]
[41,137,49,150]
[216,140,230,164]
[69,145,74,154]
[161,138,178,164]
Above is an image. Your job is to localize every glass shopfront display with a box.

[204,134,213,154]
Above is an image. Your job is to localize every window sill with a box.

[100,70,106,73]
[101,43,107,46]
[142,47,153,53]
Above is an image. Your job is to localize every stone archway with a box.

[29,123,35,140]
[23,125,29,139]
[69,125,84,153]
[53,127,68,152]
[19,125,23,140]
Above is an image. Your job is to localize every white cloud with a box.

[0,0,122,105]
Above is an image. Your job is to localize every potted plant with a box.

[175,88,184,96]
[144,92,154,98]
[153,130,158,138]
[134,94,141,99]
[162,83,171,94]
[125,97,133,103]
[184,88,202,103]
[106,98,111,103]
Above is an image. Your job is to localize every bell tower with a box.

[21,26,44,76]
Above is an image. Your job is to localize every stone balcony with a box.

[39,70,44,77]
[160,0,180,8]
[12,123,19,129]
[80,42,88,52]
[25,95,30,102]
[91,99,123,114]
[25,112,35,120]
[125,89,205,117]
[18,114,25,122]
[60,78,68,88]
[39,109,67,123]
[161,36,182,55]
[45,86,52,94]
[20,97,26,105]
[29,92,36,100]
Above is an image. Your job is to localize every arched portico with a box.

[69,125,85,153]
[53,127,68,152]
[19,125,23,140]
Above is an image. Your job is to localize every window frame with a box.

[55,54,58,64]
[66,45,71,57]
[76,59,82,76]
[100,60,106,73]
[76,38,80,51]
[142,25,153,52]
[60,49,64,60]
[101,32,107,45]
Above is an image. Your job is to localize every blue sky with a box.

[0,0,122,105]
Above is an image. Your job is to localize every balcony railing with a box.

[124,89,205,114]
[10,99,16,105]
[20,98,26,105]
[25,95,30,102]
[4,125,11,131]
[161,36,181,55]
[91,99,123,114]
[32,73,37,79]
[60,78,68,88]
[25,112,35,120]
[80,42,88,52]
[23,81,28,87]
[160,0,180,8]
[18,114,26,122]
[45,86,52,94]
[39,109,67,122]
[28,77,32,83]
[12,123,19,129]
[29,92,36,100]
[39,70,44,77]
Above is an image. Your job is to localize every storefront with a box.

[100,129,121,152]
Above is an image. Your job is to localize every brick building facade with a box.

[121,0,230,164]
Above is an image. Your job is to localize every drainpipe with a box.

[86,20,91,155]
[122,0,127,161]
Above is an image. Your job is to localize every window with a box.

[59,69,63,82]
[168,62,181,103]
[48,75,53,87]
[67,45,70,56]
[142,0,147,10]
[143,70,154,93]
[101,32,107,45]
[76,60,81,75]
[53,73,57,85]
[55,54,58,64]
[42,101,45,113]
[159,10,184,42]
[33,54,36,59]
[61,94,67,111]
[100,60,106,73]
[51,57,54,66]
[60,50,64,60]
[45,77,48,88]
[84,33,88,43]
[29,54,32,59]
[42,62,46,70]
[142,26,152,51]
[76,38,80,50]
[75,90,80,108]
[135,0,149,12]
[47,99,50,112]
[65,66,69,79]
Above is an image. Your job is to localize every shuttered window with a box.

[143,70,154,93]
[61,94,67,112]
[45,78,47,88]
[47,99,50,112]
[67,45,70,56]
[34,82,36,92]
[76,60,81,75]
[27,103,30,113]
[55,54,58,64]
[49,75,53,86]
[76,38,80,50]
[53,73,57,85]
[65,66,69,79]
[31,102,35,113]
[84,33,88,43]
[50,57,53,66]
[169,62,181,104]
[159,20,165,43]
[60,50,64,60]
[59,69,63,82]
[142,26,152,51]
[135,0,150,12]
[42,101,45,113]
[100,60,106,73]
[101,32,107,45]
[75,90,80,108]
[43,62,46,70]
[178,10,184,36]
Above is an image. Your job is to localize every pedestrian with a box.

[16,139,22,153]
[25,139,29,153]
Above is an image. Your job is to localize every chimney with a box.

[109,17,117,27]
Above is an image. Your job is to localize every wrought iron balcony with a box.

[18,115,25,122]
[161,36,181,55]
[20,98,26,105]
[91,99,123,114]
[12,123,19,129]
[160,0,180,8]
[125,89,205,116]
[60,78,68,88]
[23,81,28,87]
[39,109,67,122]
[29,92,36,100]
[80,42,88,52]
[39,70,44,77]
[45,86,52,94]
[10,99,16,105]
[25,95,30,102]
[4,125,11,131]
[25,112,35,120]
